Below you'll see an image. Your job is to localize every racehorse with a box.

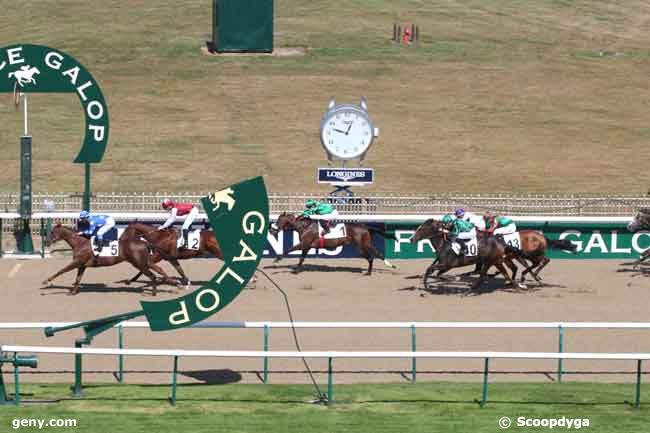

[269,212,397,275]
[42,224,173,296]
[125,222,224,286]
[627,208,650,265]
[502,230,577,282]
[410,219,525,290]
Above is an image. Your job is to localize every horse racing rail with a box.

[1,321,650,406]
[1,344,649,408]
[0,192,648,216]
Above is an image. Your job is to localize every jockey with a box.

[483,212,517,241]
[455,208,486,231]
[300,199,339,235]
[78,210,116,252]
[159,199,199,248]
[447,216,476,256]
[441,214,455,226]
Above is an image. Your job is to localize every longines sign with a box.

[317,168,374,185]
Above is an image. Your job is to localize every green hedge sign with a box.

[0,44,108,163]
[142,177,269,331]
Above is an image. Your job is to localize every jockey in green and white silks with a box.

[484,212,517,236]
[441,213,476,256]
[301,199,339,234]
[455,208,486,231]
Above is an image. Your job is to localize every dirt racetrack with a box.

[0,257,648,386]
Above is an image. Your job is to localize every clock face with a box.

[320,108,374,160]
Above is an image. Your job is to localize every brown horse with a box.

[500,230,577,282]
[126,222,224,286]
[269,212,396,275]
[410,219,525,290]
[628,208,650,265]
[42,224,173,295]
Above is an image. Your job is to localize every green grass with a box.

[1,382,650,432]
[1,1,649,194]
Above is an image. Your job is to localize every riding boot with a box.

[320,220,330,235]
[182,229,189,248]
[457,239,467,255]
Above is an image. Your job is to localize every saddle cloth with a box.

[179,229,202,250]
[91,227,121,257]
[502,232,521,249]
[452,237,479,257]
[318,222,346,239]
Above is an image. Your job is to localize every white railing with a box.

[4,345,650,360]
[0,192,648,216]
[2,344,648,407]
[1,321,650,329]
[0,211,635,223]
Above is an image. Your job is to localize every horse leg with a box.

[504,258,518,283]
[633,250,650,268]
[169,259,191,287]
[43,261,80,286]
[362,237,396,269]
[471,262,489,291]
[294,249,309,272]
[361,249,374,276]
[493,262,516,288]
[531,257,551,282]
[70,266,87,296]
[139,267,159,296]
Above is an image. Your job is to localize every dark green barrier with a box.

[385,221,650,260]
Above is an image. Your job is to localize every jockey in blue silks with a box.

[78,210,116,252]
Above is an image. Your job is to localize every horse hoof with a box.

[518,283,527,290]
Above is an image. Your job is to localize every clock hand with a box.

[345,123,352,135]
[333,128,347,134]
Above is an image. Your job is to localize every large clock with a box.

[319,97,378,163]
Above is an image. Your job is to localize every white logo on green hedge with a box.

[0,44,109,163]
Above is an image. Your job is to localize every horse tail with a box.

[367,226,397,241]
[545,236,577,253]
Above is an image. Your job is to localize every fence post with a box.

[263,324,269,384]
[480,357,489,408]
[13,354,20,406]
[117,324,124,383]
[411,324,417,382]
[40,219,45,258]
[73,342,83,397]
[0,218,3,257]
[557,325,564,383]
[635,360,642,409]
[170,356,179,406]
[327,357,333,406]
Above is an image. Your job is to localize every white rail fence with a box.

[0,192,648,216]
[2,344,648,407]
[2,321,650,405]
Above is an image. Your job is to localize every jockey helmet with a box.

[305,199,317,208]
[162,199,174,209]
[454,208,465,218]
[79,210,90,219]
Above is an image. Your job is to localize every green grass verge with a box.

[1,1,650,194]
[1,382,650,432]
